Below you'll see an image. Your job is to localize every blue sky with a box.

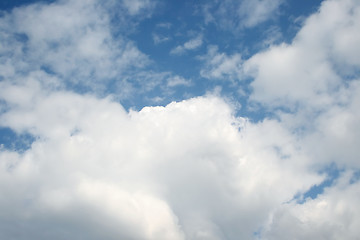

[0,0,360,239]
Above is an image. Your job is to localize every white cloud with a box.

[122,0,155,16]
[200,45,243,81]
[262,171,360,240]
[0,80,323,239]
[241,0,360,169]
[300,79,360,169]
[167,75,192,87]
[152,33,171,44]
[0,0,360,239]
[202,0,284,30]
[244,0,360,109]
[0,0,152,96]
[237,1,360,236]
[170,35,203,55]
[238,0,283,28]
[195,1,360,237]
[0,0,192,104]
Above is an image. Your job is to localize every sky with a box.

[0,0,359,239]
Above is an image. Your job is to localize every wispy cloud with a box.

[170,34,203,55]
[200,45,243,81]
[201,0,284,30]
[0,0,150,93]
[156,22,172,29]
[152,33,171,44]
[122,0,157,16]
[166,75,192,87]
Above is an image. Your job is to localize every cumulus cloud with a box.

[263,171,360,240]
[240,0,360,237]
[195,0,360,237]
[0,78,323,239]
[244,0,360,109]
[242,0,360,169]
[1,0,360,239]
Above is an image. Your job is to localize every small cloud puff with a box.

[170,35,203,55]
[152,33,171,44]
[167,75,192,87]
[200,45,244,81]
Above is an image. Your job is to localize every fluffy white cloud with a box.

[239,0,360,237]
[0,79,323,239]
[244,0,360,109]
[1,0,359,239]
[262,171,360,240]
[195,1,360,237]
[242,0,360,169]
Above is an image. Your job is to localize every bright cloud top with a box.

[0,0,360,239]
[0,87,321,239]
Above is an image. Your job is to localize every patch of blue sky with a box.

[294,163,343,204]
[0,127,35,153]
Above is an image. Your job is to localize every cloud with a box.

[156,22,172,29]
[194,1,360,237]
[262,170,360,240]
[0,0,192,105]
[0,79,323,239]
[0,0,360,239]
[0,0,153,97]
[244,0,360,109]
[152,33,171,44]
[241,0,360,170]
[238,0,284,28]
[166,75,192,87]
[200,45,243,81]
[170,35,203,55]
[201,0,284,30]
[122,0,156,16]
[239,0,360,236]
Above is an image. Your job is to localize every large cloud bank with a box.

[0,0,359,239]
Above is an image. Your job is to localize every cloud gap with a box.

[0,127,35,153]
